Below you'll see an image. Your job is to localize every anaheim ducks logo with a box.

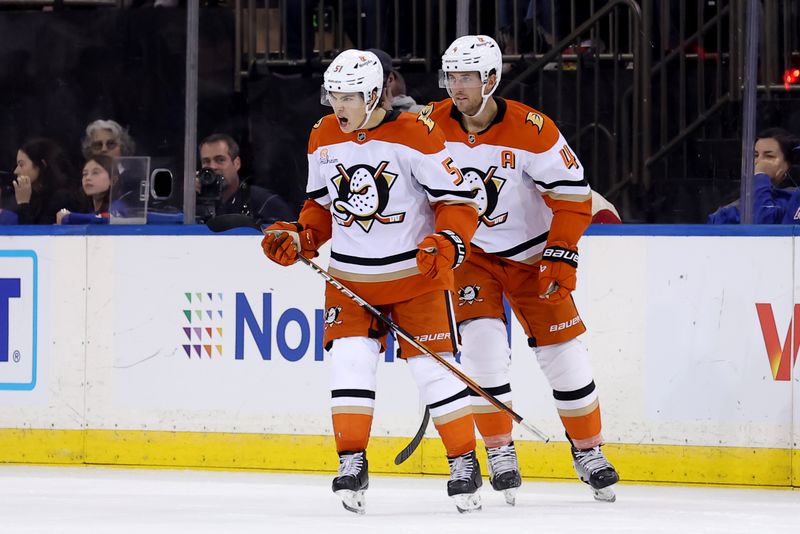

[458,285,483,306]
[525,111,544,133]
[460,166,508,227]
[331,161,406,232]
[324,306,343,328]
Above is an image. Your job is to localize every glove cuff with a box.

[438,230,467,269]
[542,244,579,269]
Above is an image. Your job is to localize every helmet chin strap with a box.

[356,94,381,130]
[451,79,498,118]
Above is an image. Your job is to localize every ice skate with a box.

[571,445,619,502]
[332,450,369,514]
[447,450,483,513]
[486,442,522,505]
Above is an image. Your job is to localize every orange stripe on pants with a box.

[332,413,373,452]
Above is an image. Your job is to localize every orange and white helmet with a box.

[440,35,503,116]
[322,49,384,128]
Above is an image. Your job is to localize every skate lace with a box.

[574,447,611,474]
[338,452,364,478]
[487,444,518,476]
[448,453,475,481]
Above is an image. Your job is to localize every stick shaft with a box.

[297,255,549,442]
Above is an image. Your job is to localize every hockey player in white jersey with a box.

[261,49,484,514]
[427,35,619,503]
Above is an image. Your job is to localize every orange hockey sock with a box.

[560,404,602,449]
[473,411,513,448]
[332,413,373,452]
[434,413,477,457]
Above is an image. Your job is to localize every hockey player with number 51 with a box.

[261,49,485,514]
[426,35,620,504]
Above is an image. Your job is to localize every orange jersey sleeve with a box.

[297,198,333,247]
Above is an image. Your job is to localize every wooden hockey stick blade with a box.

[394,407,430,465]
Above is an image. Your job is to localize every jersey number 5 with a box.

[442,157,464,185]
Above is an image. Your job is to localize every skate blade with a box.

[452,492,482,513]
[592,486,616,503]
[501,487,517,506]
[335,489,366,515]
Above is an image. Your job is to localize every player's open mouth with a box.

[337,116,349,128]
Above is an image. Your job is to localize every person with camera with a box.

[197,134,295,224]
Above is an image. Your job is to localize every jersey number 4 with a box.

[559,144,579,169]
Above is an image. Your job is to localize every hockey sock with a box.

[535,338,603,449]
[407,354,476,457]
[332,413,373,453]
[459,318,513,447]
[329,336,381,453]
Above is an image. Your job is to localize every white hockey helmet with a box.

[322,49,384,129]
[440,35,503,116]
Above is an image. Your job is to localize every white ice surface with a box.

[0,465,797,534]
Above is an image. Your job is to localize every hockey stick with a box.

[207,214,551,447]
[393,406,429,465]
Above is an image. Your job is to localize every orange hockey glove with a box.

[261,222,318,266]
[538,241,579,303]
[416,230,467,280]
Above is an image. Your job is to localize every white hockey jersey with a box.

[429,98,592,264]
[305,109,478,304]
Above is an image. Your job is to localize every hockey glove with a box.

[538,241,579,303]
[416,230,467,280]
[261,222,317,266]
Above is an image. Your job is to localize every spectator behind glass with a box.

[752,128,800,224]
[708,128,800,224]
[198,133,295,225]
[81,119,136,160]
[56,155,119,225]
[12,138,79,224]
[367,48,423,113]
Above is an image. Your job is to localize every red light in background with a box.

[784,68,800,91]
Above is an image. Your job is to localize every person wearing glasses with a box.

[81,119,136,160]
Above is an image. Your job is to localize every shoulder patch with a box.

[312,117,324,129]
[525,112,544,133]
[416,104,435,133]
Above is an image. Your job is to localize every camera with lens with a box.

[198,167,224,199]
[196,167,225,223]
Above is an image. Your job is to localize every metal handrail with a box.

[500,0,645,193]
[644,3,735,172]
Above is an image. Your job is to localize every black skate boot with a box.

[447,450,483,513]
[570,444,619,502]
[486,442,522,506]
[332,450,369,514]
